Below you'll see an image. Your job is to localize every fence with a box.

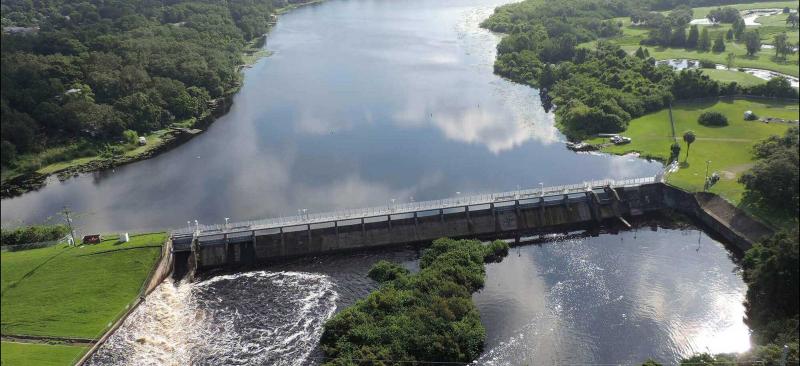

[173,176,659,237]
[0,234,73,252]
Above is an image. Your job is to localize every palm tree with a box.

[683,130,696,162]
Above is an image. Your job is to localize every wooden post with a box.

[251,231,257,260]
[514,200,522,230]
[439,209,444,223]
[387,215,392,231]
[307,224,312,244]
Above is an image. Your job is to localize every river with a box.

[4,0,750,363]
[0,0,661,233]
[86,224,748,365]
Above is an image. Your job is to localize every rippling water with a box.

[89,224,748,365]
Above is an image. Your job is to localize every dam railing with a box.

[172,175,659,240]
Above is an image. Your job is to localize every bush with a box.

[122,130,139,145]
[698,59,716,68]
[1,224,70,246]
[321,238,509,364]
[698,111,728,126]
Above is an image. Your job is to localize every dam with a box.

[170,174,773,274]
[171,176,670,272]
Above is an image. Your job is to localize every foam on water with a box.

[87,271,337,366]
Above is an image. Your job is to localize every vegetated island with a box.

[482,0,799,363]
[320,238,509,365]
[0,0,321,198]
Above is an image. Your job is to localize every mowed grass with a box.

[1,233,166,339]
[588,98,798,205]
[585,1,800,77]
[701,68,769,86]
[689,1,798,19]
[0,341,87,366]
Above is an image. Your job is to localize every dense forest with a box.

[482,0,798,138]
[0,0,305,170]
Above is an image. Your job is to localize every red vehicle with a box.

[82,234,102,244]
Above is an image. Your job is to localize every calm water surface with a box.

[0,0,661,233]
[87,225,748,365]
[5,0,748,364]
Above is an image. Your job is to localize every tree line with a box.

[0,0,305,168]
[482,0,798,138]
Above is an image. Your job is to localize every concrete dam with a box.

[172,176,733,273]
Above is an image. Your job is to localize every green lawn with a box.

[701,68,769,86]
[689,1,798,19]
[754,12,800,43]
[1,233,166,339]
[0,342,88,366]
[588,98,798,206]
[584,1,800,77]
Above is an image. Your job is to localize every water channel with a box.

[2,0,751,363]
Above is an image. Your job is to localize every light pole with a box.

[302,208,308,220]
[194,220,199,233]
[456,191,461,204]
[539,182,544,197]
[224,217,230,230]
[704,160,711,191]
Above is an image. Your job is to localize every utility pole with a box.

[62,206,76,246]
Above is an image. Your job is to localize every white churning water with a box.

[87,271,338,366]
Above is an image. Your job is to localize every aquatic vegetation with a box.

[320,238,509,365]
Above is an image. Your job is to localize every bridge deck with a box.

[172,176,658,248]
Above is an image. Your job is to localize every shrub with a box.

[122,130,139,144]
[698,59,716,69]
[321,238,509,364]
[1,224,70,246]
[698,111,728,126]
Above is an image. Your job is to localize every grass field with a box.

[1,233,166,339]
[0,341,88,366]
[582,1,800,77]
[689,1,798,19]
[701,67,768,86]
[588,98,799,210]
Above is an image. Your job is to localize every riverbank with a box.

[586,97,798,228]
[0,233,166,365]
[0,0,322,200]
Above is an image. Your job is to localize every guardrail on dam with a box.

[171,176,674,272]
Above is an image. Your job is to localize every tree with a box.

[687,25,699,48]
[657,23,672,46]
[773,32,789,60]
[743,30,761,56]
[698,28,711,51]
[712,34,725,52]
[726,52,736,69]
[787,12,799,28]
[682,130,696,161]
[741,231,799,344]
[670,25,686,47]
[635,46,646,59]
[698,111,728,126]
[732,17,746,40]
[670,142,681,162]
[739,127,799,211]
[725,28,733,40]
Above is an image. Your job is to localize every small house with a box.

[744,110,757,120]
[138,136,147,145]
[82,234,102,244]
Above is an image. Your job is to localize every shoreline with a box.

[0,0,322,200]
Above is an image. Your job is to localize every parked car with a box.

[610,135,632,145]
